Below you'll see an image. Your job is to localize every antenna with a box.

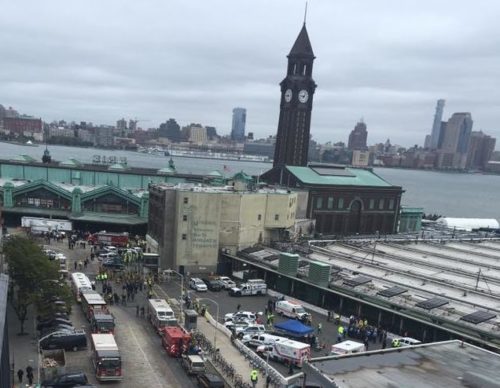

[304,1,308,25]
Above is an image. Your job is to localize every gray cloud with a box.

[0,0,499,146]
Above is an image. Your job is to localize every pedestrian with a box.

[74,261,77,270]
[364,337,369,351]
[26,365,34,386]
[317,322,322,335]
[121,293,127,306]
[136,305,140,317]
[250,368,259,388]
[140,306,145,318]
[237,303,241,311]
[288,361,294,375]
[264,306,268,316]
[382,338,387,349]
[17,368,24,383]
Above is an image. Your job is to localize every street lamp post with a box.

[167,269,184,324]
[199,297,219,351]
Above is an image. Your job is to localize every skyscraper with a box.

[466,131,496,170]
[347,120,368,150]
[430,99,445,149]
[273,24,317,167]
[438,112,473,169]
[230,107,246,142]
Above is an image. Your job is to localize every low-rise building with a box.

[147,182,298,274]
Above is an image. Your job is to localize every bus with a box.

[81,290,108,321]
[90,334,122,381]
[71,272,92,303]
[147,299,177,333]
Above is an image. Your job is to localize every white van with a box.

[398,337,422,347]
[242,333,286,347]
[331,340,365,355]
[275,300,311,321]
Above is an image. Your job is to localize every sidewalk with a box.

[197,314,267,388]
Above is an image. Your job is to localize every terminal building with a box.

[0,153,219,233]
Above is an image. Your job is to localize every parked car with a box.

[40,325,74,336]
[181,354,206,375]
[218,276,236,289]
[202,278,223,291]
[242,333,286,348]
[189,278,208,292]
[38,312,70,322]
[197,373,224,388]
[37,318,73,331]
[41,372,88,387]
[224,311,257,322]
[102,257,125,269]
[39,330,87,351]
[234,324,267,337]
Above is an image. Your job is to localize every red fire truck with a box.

[88,232,129,247]
[161,326,191,357]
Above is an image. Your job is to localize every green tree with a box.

[4,236,72,334]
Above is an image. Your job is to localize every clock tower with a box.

[273,24,317,167]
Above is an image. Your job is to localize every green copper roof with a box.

[285,165,393,187]
[11,154,37,163]
[60,158,82,167]
[208,170,223,177]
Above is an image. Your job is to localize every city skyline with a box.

[1,1,499,146]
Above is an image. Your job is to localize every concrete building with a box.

[437,112,473,169]
[347,120,368,150]
[48,126,74,138]
[466,131,496,170]
[188,125,208,144]
[351,150,370,167]
[147,181,298,274]
[128,119,137,132]
[95,126,114,147]
[243,141,275,158]
[230,107,246,142]
[116,118,127,135]
[305,341,500,387]
[429,99,445,149]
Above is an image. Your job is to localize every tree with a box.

[4,236,71,334]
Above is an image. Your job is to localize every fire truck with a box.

[161,326,191,357]
[88,232,129,247]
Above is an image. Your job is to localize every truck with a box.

[147,298,177,333]
[161,326,191,357]
[229,282,267,296]
[90,334,123,381]
[256,339,311,367]
[81,290,109,321]
[275,300,311,322]
[88,232,129,247]
[330,340,365,356]
[22,216,72,233]
[90,313,115,334]
[40,349,66,381]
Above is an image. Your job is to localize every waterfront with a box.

[0,142,499,220]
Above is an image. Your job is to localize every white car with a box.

[234,324,266,336]
[189,278,208,292]
[224,311,256,322]
[218,276,236,289]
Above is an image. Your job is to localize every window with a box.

[338,198,344,209]
[183,215,187,221]
[369,199,375,210]
[182,234,187,240]
[274,214,279,221]
[258,214,262,221]
[183,197,188,204]
[389,199,395,210]
[327,197,334,209]
[379,199,385,210]
[316,197,323,209]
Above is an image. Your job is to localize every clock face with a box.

[298,89,309,103]
[284,89,293,103]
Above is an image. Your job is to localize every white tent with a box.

[436,217,500,231]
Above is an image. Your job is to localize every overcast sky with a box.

[1,0,499,146]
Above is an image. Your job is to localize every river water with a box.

[1,142,499,220]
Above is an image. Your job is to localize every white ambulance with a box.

[256,338,310,367]
[330,340,365,356]
[275,300,311,322]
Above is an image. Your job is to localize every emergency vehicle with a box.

[90,334,122,381]
[88,232,129,247]
[330,340,365,355]
[81,290,108,321]
[256,338,311,367]
[161,326,191,357]
[275,300,311,322]
[229,281,267,296]
[147,298,177,333]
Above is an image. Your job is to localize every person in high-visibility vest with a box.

[392,338,401,348]
[337,325,344,342]
[250,368,258,387]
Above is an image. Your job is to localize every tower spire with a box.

[304,2,308,25]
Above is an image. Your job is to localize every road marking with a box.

[127,322,165,387]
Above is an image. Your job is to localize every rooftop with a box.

[309,341,500,387]
[285,165,395,187]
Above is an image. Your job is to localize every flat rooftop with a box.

[309,341,500,388]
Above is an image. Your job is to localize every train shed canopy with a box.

[435,217,499,231]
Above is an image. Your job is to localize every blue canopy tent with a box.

[274,319,314,337]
